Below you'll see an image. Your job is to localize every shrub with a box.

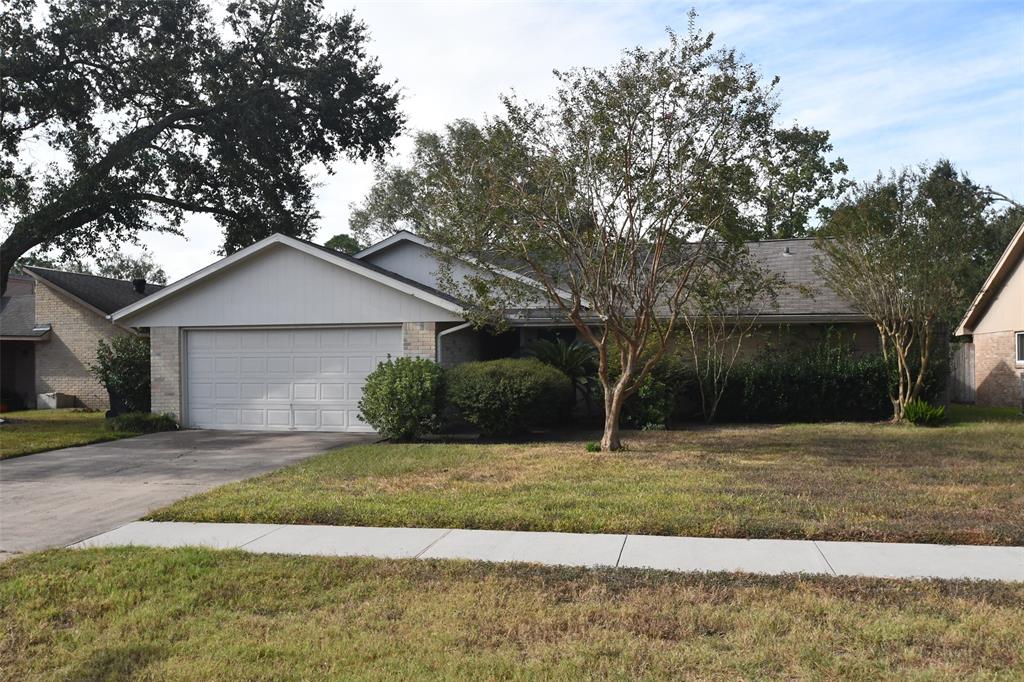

[91,335,150,415]
[358,357,444,440]
[445,358,573,436]
[903,399,946,426]
[527,338,597,416]
[106,412,178,433]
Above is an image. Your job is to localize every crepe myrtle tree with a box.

[351,25,833,450]
[816,161,997,421]
[0,0,402,293]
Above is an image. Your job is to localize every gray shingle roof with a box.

[0,292,46,337]
[25,267,165,315]
[745,238,860,317]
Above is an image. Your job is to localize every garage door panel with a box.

[186,326,401,432]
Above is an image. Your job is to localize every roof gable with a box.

[26,267,164,316]
[112,234,464,324]
[956,221,1024,335]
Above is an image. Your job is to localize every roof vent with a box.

[131,278,146,294]
[783,246,792,255]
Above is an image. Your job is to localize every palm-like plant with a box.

[527,338,597,416]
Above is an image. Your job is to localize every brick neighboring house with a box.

[956,221,1024,409]
[0,268,163,410]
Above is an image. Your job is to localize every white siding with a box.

[123,244,462,327]
[361,240,481,293]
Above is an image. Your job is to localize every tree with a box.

[681,245,782,422]
[13,247,167,283]
[1,0,402,293]
[324,233,362,254]
[816,161,993,421]
[94,249,168,284]
[351,25,827,450]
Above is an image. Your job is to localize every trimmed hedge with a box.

[445,358,573,436]
[358,357,444,440]
[106,412,178,433]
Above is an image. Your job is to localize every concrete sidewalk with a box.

[72,522,1024,582]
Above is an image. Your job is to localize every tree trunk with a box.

[601,381,627,451]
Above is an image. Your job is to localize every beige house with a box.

[956,221,1024,409]
[0,269,162,410]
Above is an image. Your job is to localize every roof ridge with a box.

[25,265,165,288]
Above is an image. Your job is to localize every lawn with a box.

[150,405,1024,545]
[1,547,1021,680]
[0,409,133,460]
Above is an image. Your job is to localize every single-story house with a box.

[0,268,163,410]
[110,231,879,432]
[955,220,1024,408]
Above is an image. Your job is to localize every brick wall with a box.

[33,284,127,409]
[402,322,436,360]
[150,326,182,420]
[438,324,480,368]
[974,330,1023,408]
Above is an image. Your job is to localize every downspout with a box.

[436,321,473,366]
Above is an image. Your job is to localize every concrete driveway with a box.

[0,429,372,559]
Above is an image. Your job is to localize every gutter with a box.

[436,321,473,366]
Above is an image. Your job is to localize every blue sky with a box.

[147,0,1024,279]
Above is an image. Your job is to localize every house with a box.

[0,268,163,410]
[955,221,1024,408]
[110,231,878,432]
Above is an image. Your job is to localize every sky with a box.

[137,0,1024,281]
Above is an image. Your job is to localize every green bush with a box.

[106,412,178,433]
[91,335,150,414]
[903,399,946,426]
[358,357,444,440]
[445,358,573,436]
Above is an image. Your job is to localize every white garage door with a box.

[185,327,401,432]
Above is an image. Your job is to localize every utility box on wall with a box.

[37,392,75,409]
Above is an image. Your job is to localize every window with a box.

[1017,332,1024,364]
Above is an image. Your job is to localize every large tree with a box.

[816,160,1003,421]
[0,0,402,293]
[350,25,837,450]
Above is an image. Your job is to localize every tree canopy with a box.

[816,160,1005,420]
[349,24,821,449]
[324,233,362,254]
[0,0,403,292]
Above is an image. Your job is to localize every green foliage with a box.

[106,412,178,433]
[527,338,596,414]
[90,335,151,413]
[621,355,690,430]
[903,400,946,427]
[324,233,362,255]
[585,441,601,453]
[1,0,402,292]
[358,357,444,441]
[445,358,573,436]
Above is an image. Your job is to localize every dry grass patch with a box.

[150,406,1024,545]
[0,409,133,460]
[2,547,1022,680]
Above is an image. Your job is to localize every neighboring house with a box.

[110,231,878,433]
[0,268,163,410]
[955,221,1024,409]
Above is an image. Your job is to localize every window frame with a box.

[1016,331,1024,364]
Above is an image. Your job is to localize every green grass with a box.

[2,547,1021,680]
[150,406,1024,545]
[0,409,134,460]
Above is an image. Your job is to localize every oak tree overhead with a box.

[0,0,402,293]
[350,24,834,450]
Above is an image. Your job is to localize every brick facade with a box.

[438,324,481,368]
[150,326,182,419]
[974,330,1024,408]
[33,283,128,409]
[402,322,437,360]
